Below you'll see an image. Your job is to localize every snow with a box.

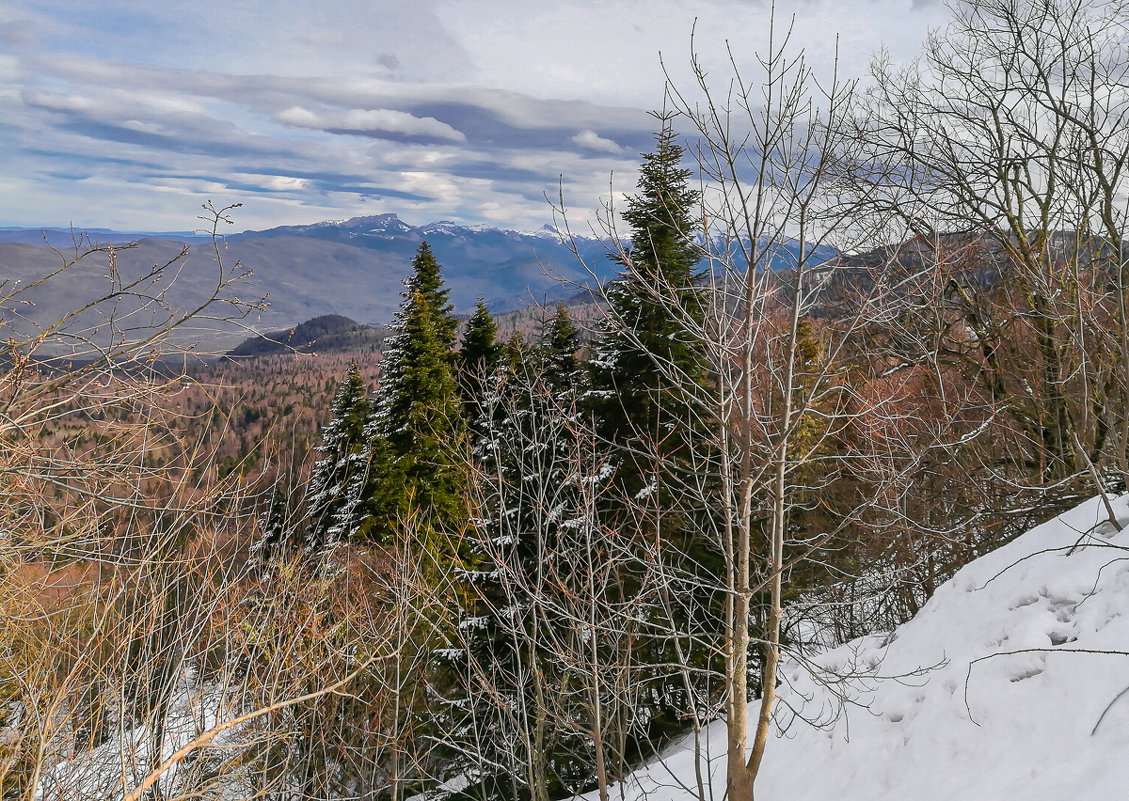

[36,671,250,801]
[581,494,1129,801]
[29,495,1129,801]
[420,221,463,236]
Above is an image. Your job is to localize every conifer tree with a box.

[538,302,580,391]
[586,121,723,750]
[588,121,709,495]
[444,321,602,800]
[251,484,296,568]
[457,299,501,436]
[355,242,467,542]
[304,361,372,550]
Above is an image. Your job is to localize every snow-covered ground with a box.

[35,672,249,801]
[31,496,1129,801]
[587,494,1129,801]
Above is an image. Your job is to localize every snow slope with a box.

[35,672,245,801]
[587,495,1129,801]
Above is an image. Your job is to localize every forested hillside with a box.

[3,1,1128,800]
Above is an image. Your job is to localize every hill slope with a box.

[0,216,614,352]
[226,314,389,357]
[591,494,1129,801]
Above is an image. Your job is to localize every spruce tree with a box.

[355,242,467,542]
[443,324,601,799]
[457,299,501,436]
[304,361,372,550]
[588,121,708,496]
[586,121,723,751]
[538,302,580,391]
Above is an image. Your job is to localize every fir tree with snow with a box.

[304,361,372,550]
[586,120,725,751]
[457,298,501,441]
[437,317,612,799]
[538,302,581,390]
[354,242,467,543]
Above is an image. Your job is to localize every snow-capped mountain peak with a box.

[341,213,413,233]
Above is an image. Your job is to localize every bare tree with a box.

[852,0,1129,498]
[619,4,1129,796]
[0,206,258,800]
[0,206,434,801]
[636,12,954,798]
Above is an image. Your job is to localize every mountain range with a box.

[0,214,614,353]
[0,213,837,354]
[223,213,615,316]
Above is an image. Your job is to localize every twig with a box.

[121,656,377,801]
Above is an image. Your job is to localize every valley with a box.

[3,0,1129,798]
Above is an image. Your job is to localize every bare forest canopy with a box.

[4,2,1129,801]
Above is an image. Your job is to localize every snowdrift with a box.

[587,494,1129,801]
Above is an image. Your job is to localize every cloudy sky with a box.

[0,0,950,233]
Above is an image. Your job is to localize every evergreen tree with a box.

[537,303,580,391]
[355,242,467,542]
[457,299,501,436]
[304,361,372,550]
[586,121,724,751]
[588,121,708,497]
[500,330,532,373]
[442,336,604,800]
[250,484,296,571]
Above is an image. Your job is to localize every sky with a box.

[0,0,951,234]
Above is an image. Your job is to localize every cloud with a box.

[229,173,311,192]
[295,30,345,47]
[0,20,34,47]
[274,105,467,143]
[23,90,96,113]
[374,53,400,71]
[14,52,655,157]
[0,0,953,234]
[572,129,622,154]
[26,88,207,118]
[120,119,164,135]
[3,50,655,232]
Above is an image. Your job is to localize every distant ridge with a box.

[1,213,840,356]
[226,315,389,358]
[240,213,564,241]
[0,214,613,352]
[0,227,211,247]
